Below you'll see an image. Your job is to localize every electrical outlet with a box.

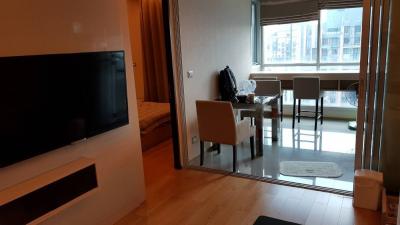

[192,136,198,144]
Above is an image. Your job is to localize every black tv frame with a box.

[0,50,130,168]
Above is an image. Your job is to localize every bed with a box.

[138,101,172,151]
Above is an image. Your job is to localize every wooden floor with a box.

[115,140,381,225]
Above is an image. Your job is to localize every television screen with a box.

[0,51,129,168]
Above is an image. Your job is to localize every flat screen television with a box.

[0,51,129,168]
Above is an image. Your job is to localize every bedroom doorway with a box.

[127,0,181,169]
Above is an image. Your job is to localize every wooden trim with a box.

[355,0,372,170]
[163,0,182,169]
[168,0,189,167]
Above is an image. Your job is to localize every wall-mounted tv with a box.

[0,51,129,168]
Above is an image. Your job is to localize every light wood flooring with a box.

[114,140,380,225]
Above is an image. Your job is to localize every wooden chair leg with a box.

[200,141,204,166]
[292,98,296,129]
[298,99,301,123]
[217,143,221,154]
[250,136,255,159]
[280,95,283,121]
[232,145,237,172]
[315,99,319,131]
[321,97,324,125]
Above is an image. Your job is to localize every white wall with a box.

[179,0,252,160]
[0,1,145,225]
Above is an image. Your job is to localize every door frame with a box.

[126,0,187,169]
[164,0,189,168]
[165,0,362,195]
[162,0,187,169]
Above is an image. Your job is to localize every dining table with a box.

[232,95,280,157]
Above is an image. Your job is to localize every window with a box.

[354,36,361,44]
[262,21,318,64]
[344,26,351,34]
[320,7,363,64]
[322,48,328,57]
[328,27,340,32]
[344,37,351,45]
[344,48,352,54]
[322,38,328,45]
[261,7,363,72]
[353,48,360,61]
[330,38,340,47]
[343,48,353,61]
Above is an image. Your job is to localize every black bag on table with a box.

[218,66,238,103]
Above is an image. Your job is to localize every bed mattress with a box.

[138,102,171,134]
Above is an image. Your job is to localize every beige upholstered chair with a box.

[196,100,255,172]
[255,80,281,96]
[292,77,324,131]
[241,80,283,122]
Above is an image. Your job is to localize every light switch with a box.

[187,70,194,78]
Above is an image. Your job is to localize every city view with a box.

[262,7,363,72]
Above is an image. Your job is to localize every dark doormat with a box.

[253,216,301,225]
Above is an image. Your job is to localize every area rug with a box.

[253,216,300,225]
[279,161,343,178]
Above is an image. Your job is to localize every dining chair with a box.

[196,100,255,172]
[292,77,324,131]
[240,80,283,122]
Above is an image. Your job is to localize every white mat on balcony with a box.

[280,161,343,178]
